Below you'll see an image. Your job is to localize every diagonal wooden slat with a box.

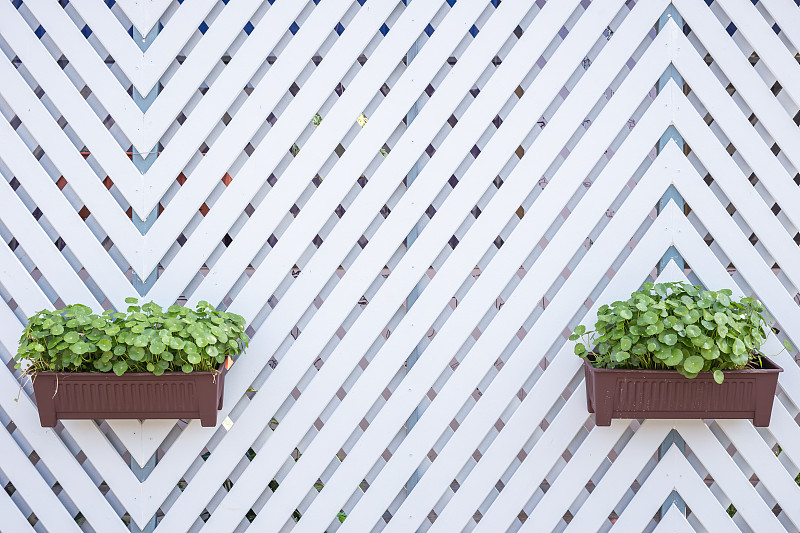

[0,421,84,533]
[151,0,419,304]
[114,0,174,37]
[0,112,133,309]
[0,302,130,533]
[713,0,800,109]
[600,446,741,533]
[0,481,36,533]
[12,0,146,150]
[0,9,145,254]
[69,0,220,96]
[653,500,701,533]
[137,0,311,154]
[137,0,354,270]
[286,18,673,533]
[153,2,495,530]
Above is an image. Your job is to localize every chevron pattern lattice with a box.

[1,0,799,531]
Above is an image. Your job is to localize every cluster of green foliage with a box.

[16,298,248,377]
[570,282,791,383]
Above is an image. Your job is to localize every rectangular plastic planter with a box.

[33,365,226,428]
[584,357,782,427]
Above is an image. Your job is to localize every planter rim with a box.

[34,363,227,378]
[583,354,783,375]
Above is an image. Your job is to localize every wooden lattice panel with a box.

[0,0,799,532]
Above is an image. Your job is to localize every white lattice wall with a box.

[1,0,799,531]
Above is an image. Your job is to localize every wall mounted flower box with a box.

[33,365,226,427]
[16,298,248,429]
[571,281,790,428]
[584,356,782,427]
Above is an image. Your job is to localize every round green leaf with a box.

[619,308,633,320]
[642,311,658,325]
[685,325,701,338]
[664,348,683,366]
[701,346,720,360]
[683,355,703,373]
[574,344,586,356]
[113,361,128,375]
[129,346,145,361]
[612,350,630,362]
[574,325,586,336]
[713,370,724,384]
[713,312,728,325]
[663,333,678,346]
[64,331,80,343]
[181,364,193,373]
[97,338,112,351]
[619,336,632,351]
[149,341,165,354]
[69,341,88,354]
[206,345,219,358]
[187,353,201,365]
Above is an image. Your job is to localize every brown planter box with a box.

[584,356,782,427]
[32,365,226,428]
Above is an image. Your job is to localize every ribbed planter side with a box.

[584,357,782,427]
[33,366,226,427]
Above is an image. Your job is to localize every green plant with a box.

[570,282,791,383]
[15,298,248,377]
